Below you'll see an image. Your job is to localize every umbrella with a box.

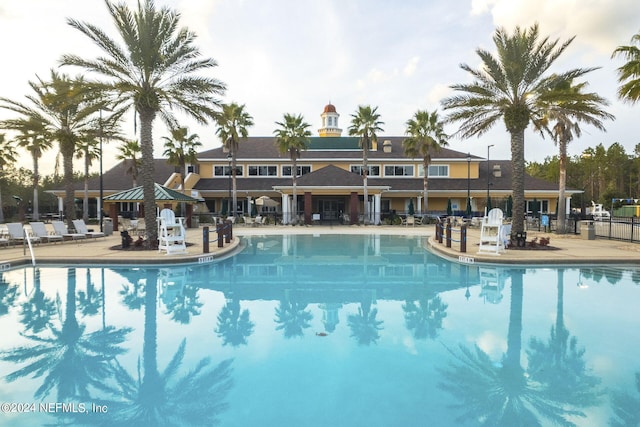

[506,195,513,217]
[465,197,472,217]
[532,198,539,218]
[486,197,492,212]
[408,199,415,215]
[446,198,453,216]
[255,196,279,207]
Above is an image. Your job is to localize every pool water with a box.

[0,234,639,426]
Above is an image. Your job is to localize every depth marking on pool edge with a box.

[0,263,10,271]
[198,255,215,264]
[458,256,475,264]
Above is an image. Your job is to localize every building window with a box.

[248,165,277,176]
[527,199,549,214]
[282,165,311,177]
[214,165,243,176]
[350,165,380,176]
[384,165,414,177]
[422,164,449,177]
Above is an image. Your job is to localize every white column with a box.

[565,196,571,215]
[58,197,64,217]
[374,194,381,225]
[246,195,252,216]
[417,196,422,215]
[281,194,290,224]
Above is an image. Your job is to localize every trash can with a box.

[191,215,199,228]
[580,220,595,240]
[103,218,113,236]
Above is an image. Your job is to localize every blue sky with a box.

[1,0,639,174]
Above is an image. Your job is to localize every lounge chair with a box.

[7,222,40,245]
[52,220,87,241]
[72,219,105,238]
[29,222,64,243]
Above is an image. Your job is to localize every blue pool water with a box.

[0,234,639,426]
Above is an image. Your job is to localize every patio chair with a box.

[7,222,40,245]
[72,219,105,238]
[52,220,87,241]
[29,222,64,244]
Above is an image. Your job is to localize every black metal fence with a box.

[538,216,640,243]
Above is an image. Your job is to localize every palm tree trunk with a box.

[83,151,90,222]
[0,181,4,223]
[140,108,158,247]
[510,130,526,234]
[505,268,524,373]
[62,142,76,226]
[557,138,568,233]
[32,154,40,221]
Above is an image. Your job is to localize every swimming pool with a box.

[0,234,639,426]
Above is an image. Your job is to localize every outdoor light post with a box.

[466,152,471,217]
[486,144,494,214]
[227,153,232,217]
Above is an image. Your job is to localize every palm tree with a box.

[2,117,52,221]
[162,127,202,189]
[162,126,202,217]
[215,103,254,217]
[0,133,17,223]
[274,113,311,224]
[538,79,613,233]
[75,138,100,222]
[612,31,640,104]
[403,295,448,340]
[348,105,384,224]
[442,24,601,234]
[117,139,142,187]
[403,110,448,214]
[0,71,98,224]
[0,70,101,221]
[62,0,225,246]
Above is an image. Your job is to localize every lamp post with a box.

[486,144,494,214]
[466,153,471,217]
[226,153,232,217]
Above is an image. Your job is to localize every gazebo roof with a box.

[103,183,199,203]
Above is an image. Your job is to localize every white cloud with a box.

[403,56,420,76]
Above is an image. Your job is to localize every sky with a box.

[1,0,639,176]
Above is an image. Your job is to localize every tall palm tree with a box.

[442,24,600,234]
[274,113,311,224]
[116,139,142,187]
[403,110,448,214]
[612,31,640,104]
[162,126,202,190]
[0,70,99,224]
[215,103,254,217]
[348,105,384,225]
[0,133,17,223]
[162,126,202,216]
[538,79,613,233]
[2,117,52,221]
[62,0,225,246]
[75,138,100,222]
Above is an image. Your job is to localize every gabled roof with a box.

[103,183,199,202]
[295,165,367,187]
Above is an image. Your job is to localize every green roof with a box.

[103,183,199,203]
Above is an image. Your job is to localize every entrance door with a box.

[318,199,345,221]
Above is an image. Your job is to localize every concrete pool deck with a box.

[1,224,639,267]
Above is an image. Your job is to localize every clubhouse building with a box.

[53,103,576,226]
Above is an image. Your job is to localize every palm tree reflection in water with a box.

[439,269,601,426]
